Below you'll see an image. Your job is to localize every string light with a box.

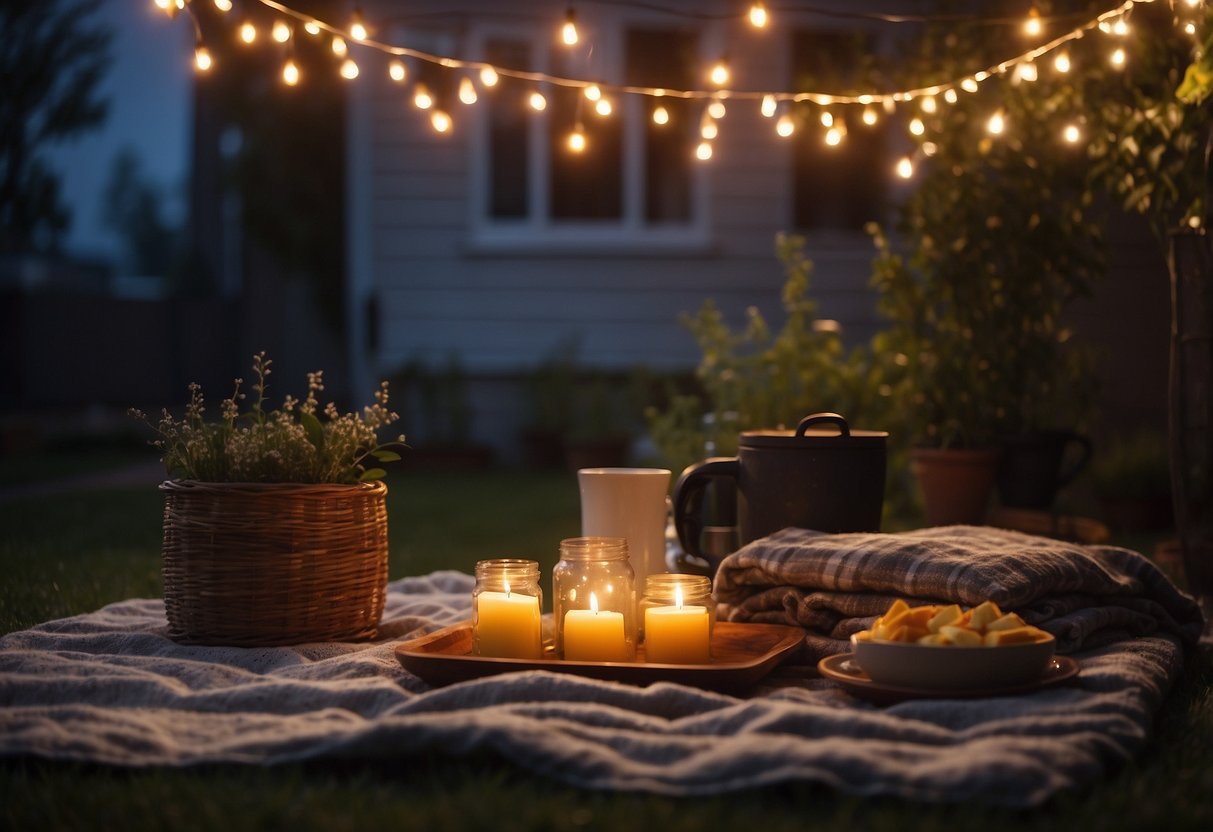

[584,84,602,101]
[944,89,959,104]
[1054,51,1072,73]
[459,77,478,104]
[480,66,499,87]
[708,98,727,119]
[653,105,670,125]
[1016,61,1038,82]
[1111,18,1129,37]
[561,8,579,46]
[909,117,925,136]
[708,58,729,87]
[272,20,290,44]
[896,156,914,178]
[695,141,713,161]
[431,110,452,133]
[529,91,547,111]
[961,77,979,93]
[862,107,878,125]
[1063,123,1081,143]
[194,45,213,72]
[213,0,233,11]
[1025,6,1043,37]
[350,8,369,42]
[238,20,256,44]
[921,95,937,114]
[987,110,1006,134]
[1110,46,1126,67]
[304,20,321,36]
[775,114,794,137]
[749,3,769,29]
[761,94,777,118]
[282,58,300,86]
[700,114,718,140]
[340,58,359,80]
[821,111,834,127]
[825,126,843,146]
[595,97,612,116]
[414,85,433,110]
[331,36,347,57]
[389,60,406,82]
[568,124,587,152]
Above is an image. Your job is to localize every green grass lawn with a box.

[1,469,1211,830]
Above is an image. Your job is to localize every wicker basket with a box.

[160,480,389,646]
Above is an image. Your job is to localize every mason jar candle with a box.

[553,537,636,661]
[640,574,714,664]
[472,559,544,659]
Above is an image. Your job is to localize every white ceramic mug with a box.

[578,467,672,590]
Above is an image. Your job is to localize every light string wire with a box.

[187,0,1149,105]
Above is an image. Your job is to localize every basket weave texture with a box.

[160,480,389,646]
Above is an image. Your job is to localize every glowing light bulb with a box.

[414,85,433,109]
[1063,123,1081,143]
[1185,0,1201,8]
[820,111,833,127]
[584,84,601,101]
[896,156,914,178]
[987,111,1005,135]
[1186,21,1198,35]
[700,118,718,140]
[459,77,478,105]
[561,10,579,46]
[825,127,842,146]
[239,21,256,44]
[1111,47,1126,67]
[944,89,958,104]
[922,141,938,156]
[1054,51,1071,73]
[389,60,406,82]
[154,0,171,11]
[921,95,937,114]
[1112,18,1129,37]
[568,126,587,152]
[332,37,347,56]
[1016,62,1038,82]
[652,105,669,125]
[304,20,321,36]
[909,117,925,136]
[695,141,713,161]
[961,77,979,93]
[862,107,877,125]
[1025,7,1042,37]
[708,99,726,120]
[340,58,359,80]
[272,21,290,43]
[709,59,729,86]
[213,0,233,11]
[431,110,451,133]
[761,95,777,118]
[530,91,547,111]
[480,66,499,87]
[776,115,794,137]
[282,59,300,86]
[595,98,612,116]
[749,3,769,28]
[350,12,369,42]
[194,46,213,72]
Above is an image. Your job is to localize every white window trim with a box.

[464,18,713,255]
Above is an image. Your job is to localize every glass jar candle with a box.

[553,537,636,661]
[472,559,544,659]
[640,574,714,664]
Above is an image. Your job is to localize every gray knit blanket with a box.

[0,527,1204,806]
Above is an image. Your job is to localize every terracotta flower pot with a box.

[911,447,1001,527]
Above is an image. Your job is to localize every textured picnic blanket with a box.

[714,525,1205,660]
[0,527,1204,806]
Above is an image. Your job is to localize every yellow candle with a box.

[474,586,542,659]
[644,587,710,664]
[563,592,628,662]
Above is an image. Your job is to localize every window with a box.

[790,29,888,232]
[472,24,707,249]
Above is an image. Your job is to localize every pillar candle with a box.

[474,589,542,659]
[563,593,628,662]
[644,590,711,664]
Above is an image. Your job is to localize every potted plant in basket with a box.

[130,352,406,646]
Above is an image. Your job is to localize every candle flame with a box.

[675,585,684,609]
[589,592,599,614]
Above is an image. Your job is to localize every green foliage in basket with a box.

[130,353,406,484]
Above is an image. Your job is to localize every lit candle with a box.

[563,592,627,662]
[644,586,710,664]
[474,581,542,659]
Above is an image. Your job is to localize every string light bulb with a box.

[825,127,842,146]
[921,95,937,114]
[653,105,670,125]
[530,91,547,111]
[194,45,213,72]
[332,36,347,57]
[709,58,729,87]
[749,3,769,29]
[700,115,718,140]
[987,110,1006,134]
[350,8,369,42]
[584,84,601,101]
[708,99,726,120]
[414,84,433,109]
[304,20,321,36]
[1063,123,1081,143]
[1054,51,1071,73]
[1016,61,1038,82]
[595,98,612,116]
[1186,21,1198,36]
[480,66,499,87]
[775,114,794,137]
[282,58,300,86]
[272,20,290,43]
[896,156,914,178]
[1111,46,1126,67]
[862,107,878,125]
[695,141,713,161]
[431,110,452,133]
[961,77,979,93]
[568,124,587,152]
[213,0,233,11]
[761,95,777,118]
[1025,6,1042,37]
[459,77,478,104]
[944,89,959,104]
[909,117,925,136]
[154,0,171,11]
[340,58,359,80]
[1112,18,1129,37]
[561,8,579,46]
[389,60,406,82]
[239,20,256,44]
[820,111,834,128]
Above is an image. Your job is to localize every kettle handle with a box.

[671,457,739,558]
[795,412,850,438]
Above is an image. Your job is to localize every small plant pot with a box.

[160,480,389,646]
[911,447,1001,527]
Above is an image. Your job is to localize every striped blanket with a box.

[713,525,1205,660]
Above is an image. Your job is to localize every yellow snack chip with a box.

[986,612,1027,632]
[983,627,1049,646]
[857,599,1052,647]
[939,624,984,646]
[968,600,1003,632]
[927,604,963,633]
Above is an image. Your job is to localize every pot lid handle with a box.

[795,412,850,438]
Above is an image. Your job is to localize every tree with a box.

[0,0,112,254]
[102,147,179,277]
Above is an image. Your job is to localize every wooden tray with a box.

[396,620,806,692]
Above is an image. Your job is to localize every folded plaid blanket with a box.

[713,525,1206,660]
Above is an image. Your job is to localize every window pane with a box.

[487,39,530,219]
[549,52,623,220]
[791,30,887,231]
[627,28,697,224]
